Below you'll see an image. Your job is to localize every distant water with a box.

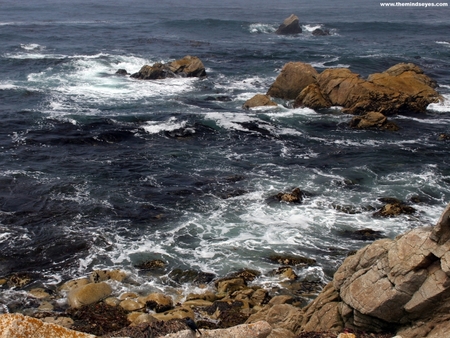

[1,0,450,305]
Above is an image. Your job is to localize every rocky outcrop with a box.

[131,55,206,80]
[275,14,302,35]
[300,203,450,337]
[267,62,318,100]
[273,62,440,115]
[0,313,95,338]
[243,94,277,109]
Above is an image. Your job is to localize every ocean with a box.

[1,0,450,306]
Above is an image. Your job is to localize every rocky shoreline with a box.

[1,203,449,337]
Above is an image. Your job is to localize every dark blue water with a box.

[1,0,450,300]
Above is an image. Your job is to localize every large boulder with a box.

[131,55,206,80]
[300,203,450,337]
[275,14,302,35]
[267,62,318,100]
[67,282,112,308]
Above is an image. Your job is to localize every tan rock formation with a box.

[243,94,277,109]
[300,203,450,337]
[0,313,95,338]
[267,62,318,100]
[269,62,440,116]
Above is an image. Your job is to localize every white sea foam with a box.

[248,23,276,34]
[20,43,45,51]
[303,24,323,32]
[427,94,450,113]
[435,41,450,46]
[310,56,350,69]
[142,117,188,134]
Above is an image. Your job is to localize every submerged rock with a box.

[312,28,331,36]
[272,187,305,203]
[373,199,416,217]
[275,14,302,35]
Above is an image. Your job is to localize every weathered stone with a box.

[67,282,112,308]
[294,83,331,109]
[430,202,450,244]
[168,55,206,77]
[243,94,277,109]
[312,28,331,36]
[59,278,90,292]
[89,269,127,283]
[267,62,318,100]
[269,253,315,267]
[162,320,272,338]
[151,306,194,321]
[141,293,174,313]
[42,316,74,328]
[247,304,304,335]
[349,111,399,131]
[273,187,304,203]
[275,14,302,35]
[131,56,206,80]
[0,313,95,338]
[373,201,416,217]
[216,277,247,294]
[135,259,166,270]
[119,299,145,312]
[28,288,51,299]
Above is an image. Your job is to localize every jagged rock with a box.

[272,62,440,115]
[349,111,399,131]
[131,55,206,80]
[246,303,304,335]
[67,282,112,308]
[300,203,450,337]
[168,268,216,285]
[243,94,278,109]
[273,187,304,203]
[228,268,262,282]
[168,55,207,77]
[161,320,272,338]
[275,14,302,35]
[0,313,95,338]
[135,259,166,270]
[269,254,316,267]
[294,83,331,109]
[373,201,416,217]
[151,307,194,321]
[267,62,318,100]
[317,63,440,115]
